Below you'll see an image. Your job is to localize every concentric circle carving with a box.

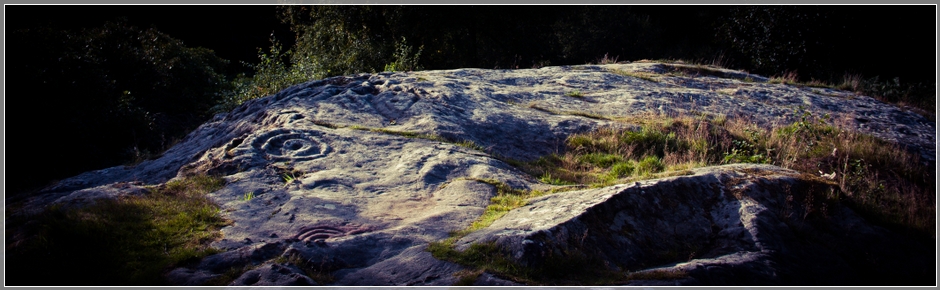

[250,129,330,161]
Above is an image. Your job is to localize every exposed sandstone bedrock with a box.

[14,63,935,286]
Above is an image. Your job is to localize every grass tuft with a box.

[565,90,585,98]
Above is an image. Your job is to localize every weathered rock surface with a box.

[456,164,934,285]
[12,63,935,285]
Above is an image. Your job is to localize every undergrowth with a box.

[5,175,230,285]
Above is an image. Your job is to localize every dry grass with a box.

[515,113,748,187]
[838,73,864,92]
[512,109,934,238]
[432,107,935,285]
[769,71,801,85]
[595,53,621,65]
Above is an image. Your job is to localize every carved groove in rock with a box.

[292,223,373,244]
[250,129,330,161]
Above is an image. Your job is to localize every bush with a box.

[214,35,321,112]
[860,76,935,113]
[384,37,423,72]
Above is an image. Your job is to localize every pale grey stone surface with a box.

[14,63,934,286]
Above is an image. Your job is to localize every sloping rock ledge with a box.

[456,164,933,285]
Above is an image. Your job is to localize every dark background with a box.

[6,5,934,80]
[4,5,937,194]
[5,5,294,72]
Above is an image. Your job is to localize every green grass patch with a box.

[427,178,547,284]
[428,240,532,283]
[539,172,576,185]
[241,192,256,202]
[6,175,230,285]
[451,178,543,235]
[578,153,623,168]
[608,161,636,178]
[454,139,486,151]
[635,156,665,176]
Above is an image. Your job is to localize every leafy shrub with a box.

[214,36,321,112]
[384,37,424,72]
[278,6,401,77]
[860,76,935,113]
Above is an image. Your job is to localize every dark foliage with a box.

[717,6,841,78]
[276,6,665,73]
[7,21,232,192]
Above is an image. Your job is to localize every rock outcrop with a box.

[11,63,935,285]
[456,164,933,285]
